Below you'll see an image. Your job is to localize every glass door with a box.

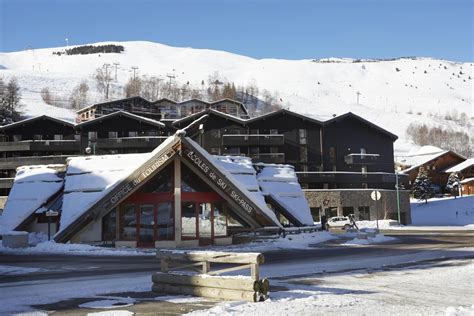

[199,202,213,246]
[138,204,154,247]
[156,202,174,241]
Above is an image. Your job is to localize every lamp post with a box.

[395,170,401,224]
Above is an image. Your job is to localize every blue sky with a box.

[0,0,472,61]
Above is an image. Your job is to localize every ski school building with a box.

[0,131,314,247]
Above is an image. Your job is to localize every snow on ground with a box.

[342,234,397,246]
[0,272,152,315]
[1,41,472,156]
[411,195,474,226]
[188,259,474,316]
[0,264,42,276]
[0,240,155,256]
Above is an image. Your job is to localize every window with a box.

[227,147,240,155]
[13,135,21,142]
[299,129,307,144]
[102,209,117,242]
[54,134,63,141]
[210,147,221,155]
[214,203,227,237]
[156,202,174,240]
[211,130,221,139]
[358,206,370,220]
[300,146,308,162]
[310,207,321,222]
[88,131,97,141]
[120,204,136,240]
[250,129,259,135]
[128,131,138,137]
[182,202,197,239]
[33,134,43,141]
[269,129,278,135]
[250,147,260,155]
[342,207,354,216]
[329,147,336,163]
[108,131,118,139]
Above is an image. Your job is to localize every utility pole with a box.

[166,73,176,98]
[356,91,361,104]
[113,62,120,81]
[131,66,139,80]
[103,63,112,99]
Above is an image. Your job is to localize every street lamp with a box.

[395,169,401,224]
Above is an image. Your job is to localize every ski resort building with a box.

[0,98,412,225]
[0,131,314,247]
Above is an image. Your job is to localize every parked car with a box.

[326,216,353,230]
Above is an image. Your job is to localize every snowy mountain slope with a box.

[0,41,472,156]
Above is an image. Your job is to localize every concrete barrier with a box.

[2,231,29,248]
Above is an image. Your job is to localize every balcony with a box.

[94,136,168,149]
[0,140,80,152]
[344,153,380,165]
[222,134,285,146]
[296,171,409,186]
[0,177,14,189]
[0,155,73,169]
[250,153,285,164]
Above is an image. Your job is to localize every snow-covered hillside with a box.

[0,41,472,156]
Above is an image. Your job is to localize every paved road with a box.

[1,230,473,283]
[1,230,473,315]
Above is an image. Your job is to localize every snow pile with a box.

[356,219,400,229]
[0,240,154,256]
[0,165,64,234]
[257,164,313,225]
[343,234,396,246]
[411,196,474,226]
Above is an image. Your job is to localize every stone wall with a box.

[304,189,411,225]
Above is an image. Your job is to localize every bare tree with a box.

[95,66,113,99]
[124,76,142,98]
[41,87,53,105]
[69,81,89,109]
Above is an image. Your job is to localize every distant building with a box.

[76,97,250,123]
[444,158,474,196]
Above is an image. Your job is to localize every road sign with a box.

[45,210,59,217]
[370,190,381,201]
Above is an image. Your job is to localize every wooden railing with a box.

[152,250,269,302]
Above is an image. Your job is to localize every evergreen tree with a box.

[446,172,460,198]
[5,78,21,111]
[412,167,432,203]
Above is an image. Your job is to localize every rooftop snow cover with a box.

[0,165,63,234]
[256,164,314,226]
[399,146,449,174]
[57,136,177,236]
[444,158,474,173]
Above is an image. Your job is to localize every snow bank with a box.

[0,240,154,256]
[0,165,63,234]
[411,196,474,226]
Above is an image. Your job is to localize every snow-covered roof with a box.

[460,177,474,184]
[398,146,451,174]
[57,137,176,237]
[257,164,313,226]
[0,165,64,234]
[76,110,165,128]
[444,158,474,173]
[0,115,75,130]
